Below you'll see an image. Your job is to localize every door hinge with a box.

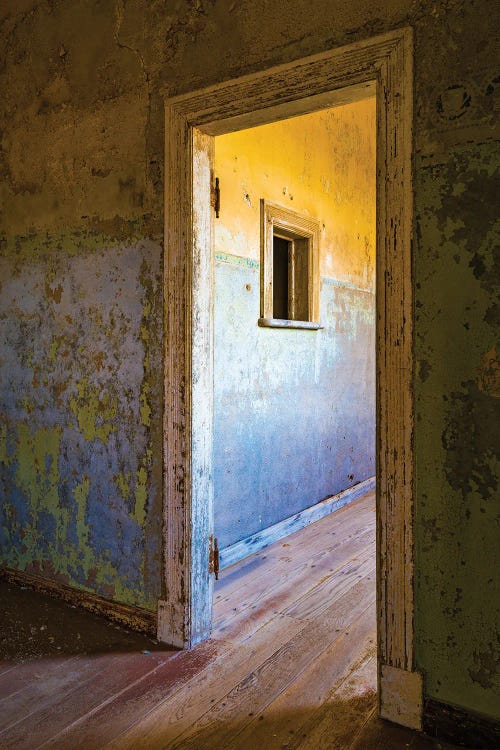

[213,176,220,218]
[209,535,220,580]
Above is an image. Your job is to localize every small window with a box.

[259,200,321,329]
[272,235,290,319]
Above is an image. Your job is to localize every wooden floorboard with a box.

[0,490,464,749]
[41,641,225,749]
[0,655,77,705]
[225,603,377,750]
[165,597,376,750]
[285,653,377,750]
[214,524,375,622]
[0,651,171,750]
[214,495,375,605]
[106,614,308,750]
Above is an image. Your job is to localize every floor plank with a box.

[290,654,377,750]
[214,494,375,610]
[0,491,465,750]
[107,614,306,750]
[214,524,375,623]
[0,651,171,750]
[0,655,77,706]
[227,594,377,750]
[40,640,224,749]
[213,532,375,641]
[167,597,376,750]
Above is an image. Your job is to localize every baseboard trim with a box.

[219,476,375,570]
[0,566,157,636]
[423,698,500,749]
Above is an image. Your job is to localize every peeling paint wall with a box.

[0,0,164,611]
[213,103,376,547]
[1,0,498,721]
[0,233,163,610]
[415,142,500,717]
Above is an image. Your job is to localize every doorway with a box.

[212,101,376,570]
[160,28,422,729]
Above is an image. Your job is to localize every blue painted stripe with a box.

[214,252,374,295]
[215,252,260,270]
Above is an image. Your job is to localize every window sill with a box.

[258,318,323,330]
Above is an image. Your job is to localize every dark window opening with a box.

[273,235,290,319]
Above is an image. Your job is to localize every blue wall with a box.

[0,233,163,611]
[214,255,375,549]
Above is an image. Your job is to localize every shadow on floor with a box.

[0,580,472,750]
[0,580,168,661]
[116,696,466,750]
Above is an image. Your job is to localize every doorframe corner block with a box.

[380,664,424,731]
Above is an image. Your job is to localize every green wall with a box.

[415,142,500,717]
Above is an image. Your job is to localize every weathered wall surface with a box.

[0,235,163,610]
[213,104,376,548]
[415,141,500,718]
[1,0,498,720]
[0,2,164,610]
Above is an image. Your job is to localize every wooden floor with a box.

[0,490,460,749]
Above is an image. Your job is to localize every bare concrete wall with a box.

[213,103,376,548]
[0,0,498,720]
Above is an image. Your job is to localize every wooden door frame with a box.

[159,27,423,729]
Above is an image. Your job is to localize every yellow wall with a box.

[214,97,376,289]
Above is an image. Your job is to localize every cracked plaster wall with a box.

[0,0,498,719]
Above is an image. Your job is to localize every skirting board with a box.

[423,699,500,749]
[0,566,157,636]
[219,476,375,570]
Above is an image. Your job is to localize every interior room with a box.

[213,100,376,570]
[0,2,498,748]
